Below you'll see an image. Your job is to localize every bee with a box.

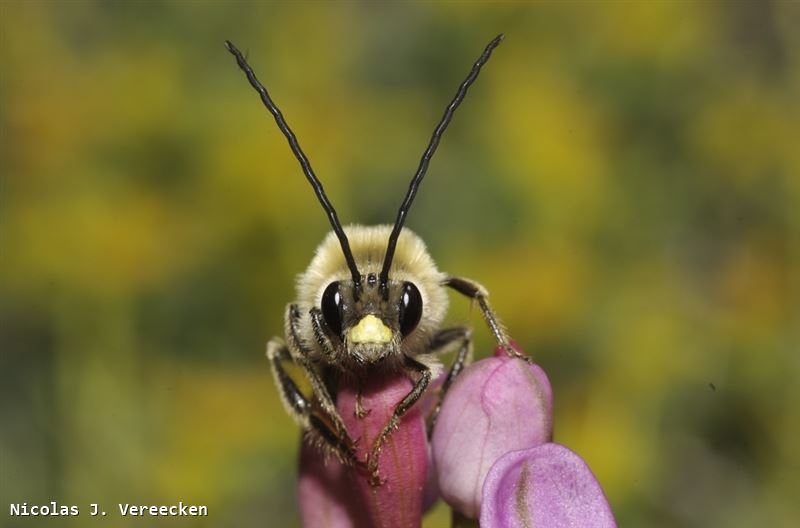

[225,35,519,484]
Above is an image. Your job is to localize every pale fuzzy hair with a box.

[295,225,449,362]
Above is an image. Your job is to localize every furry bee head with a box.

[296,225,448,370]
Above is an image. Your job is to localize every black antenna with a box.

[379,34,504,294]
[224,40,362,290]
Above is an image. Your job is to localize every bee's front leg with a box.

[425,326,473,434]
[366,356,431,486]
[285,304,347,431]
[267,339,364,469]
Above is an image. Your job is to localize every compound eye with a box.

[321,281,343,338]
[399,282,423,337]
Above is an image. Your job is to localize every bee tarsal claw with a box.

[368,469,387,487]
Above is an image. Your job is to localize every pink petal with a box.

[298,442,369,528]
[432,356,553,518]
[421,444,441,514]
[481,443,617,528]
[418,371,446,513]
[337,372,428,528]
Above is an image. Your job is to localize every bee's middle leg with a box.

[426,326,473,434]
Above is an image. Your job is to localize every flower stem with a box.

[451,510,479,528]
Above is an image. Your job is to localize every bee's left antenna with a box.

[224,40,362,291]
[379,34,504,296]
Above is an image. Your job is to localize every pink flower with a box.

[298,343,617,527]
[298,443,365,528]
[431,349,553,518]
[432,344,616,526]
[299,372,428,528]
[481,443,616,528]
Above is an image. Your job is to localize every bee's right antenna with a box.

[225,40,362,292]
[379,34,504,297]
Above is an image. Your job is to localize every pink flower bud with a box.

[299,372,428,528]
[298,442,367,528]
[481,443,617,528]
[431,353,553,518]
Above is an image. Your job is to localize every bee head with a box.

[319,273,422,364]
[299,225,448,366]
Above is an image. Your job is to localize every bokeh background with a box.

[2,2,798,527]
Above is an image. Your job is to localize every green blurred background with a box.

[1,1,798,527]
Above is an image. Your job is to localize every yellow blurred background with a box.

[1,2,798,527]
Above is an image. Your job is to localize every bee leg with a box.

[425,326,473,434]
[354,391,372,419]
[308,307,338,361]
[267,339,364,469]
[285,304,348,436]
[366,356,431,486]
[444,276,525,360]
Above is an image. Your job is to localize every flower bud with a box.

[432,353,553,518]
[299,371,428,528]
[298,442,366,528]
[338,371,428,528]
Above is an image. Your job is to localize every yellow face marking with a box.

[348,314,393,344]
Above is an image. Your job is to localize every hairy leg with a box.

[444,276,525,360]
[366,356,432,486]
[286,304,347,432]
[425,326,473,433]
[266,338,363,468]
